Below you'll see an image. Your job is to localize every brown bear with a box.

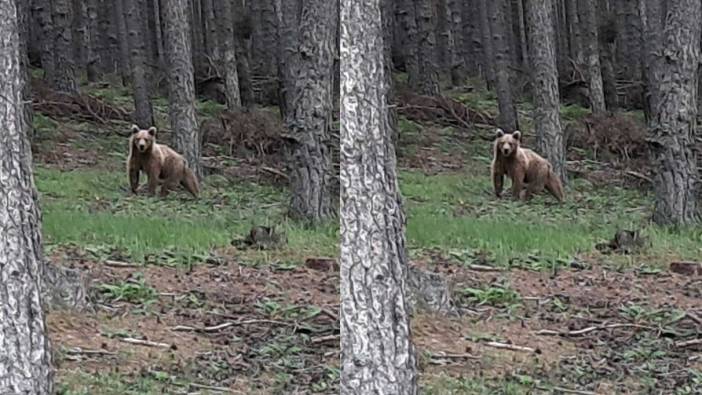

[491,129,564,202]
[127,125,200,198]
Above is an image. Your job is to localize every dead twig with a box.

[64,347,117,356]
[675,338,702,348]
[467,264,503,272]
[536,323,653,337]
[260,166,289,180]
[536,386,596,395]
[119,337,171,348]
[429,352,480,360]
[104,260,140,268]
[310,334,340,344]
[172,319,293,333]
[625,170,653,183]
[685,311,702,326]
[484,341,535,353]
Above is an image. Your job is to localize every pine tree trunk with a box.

[153,0,164,64]
[163,0,202,179]
[71,0,88,79]
[397,0,420,90]
[598,1,618,110]
[447,0,466,85]
[286,0,336,223]
[16,0,33,138]
[96,0,118,74]
[0,1,54,392]
[85,0,100,81]
[579,0,606,114]
[33,0,56,83]
[436,0,452,76]
[414,0,440,95]
[273,0,301,119]
[124,0,155,127]
[51,0,78,93]
[253,0,278,78]
[488,0,519,131]
[479,0,496,88]
[639,0,663,122]
[462,0,481,76]
[649,0,701,226]
[565,0,583,64]
[340,0,418,392]
[516,0,528,67]
[214,0,241,108]
[200,0,219,63]
[232,0,254,108]
[614,0,642,82]
[525,0,566,183]
[114,0,131,85]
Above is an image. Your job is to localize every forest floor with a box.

[36,76,701,394]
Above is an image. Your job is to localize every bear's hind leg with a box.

[545,172,565,202]
[181,168,200,198]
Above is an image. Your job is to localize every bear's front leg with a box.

[129,167,140,194]
[492,168,504,198]
[511,169,525,201]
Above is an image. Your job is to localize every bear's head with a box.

[494,129,521,157]
[131,125,157,153]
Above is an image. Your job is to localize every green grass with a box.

[401,171,702,265]
[422,374,531,395]
[36,166,338,264]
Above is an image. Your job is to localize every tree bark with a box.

[124,0,155,127]
[286,0,336,223]
[16,0,33,138]
[447,0,466,85]
[33,0,56,82]
[648,0,701,226]
[565,0,583,64]
[114,0,131,85]
[340,0,418,392]
[525,0,566,183]
[71,0,89,79]
[0,1,54,392]
[639,0,663,122]
[478,0,496,89]
[250,0,278,77]
[214,0,241,108]
[163,0,202,179]
[579,0,606,114]
[436,0,451,76]
[396,0,420,90]
[598,1,618,110]
[232,0,254,108]
[488,0,519,131]
[273,0,301,119]
[96,0,118,74]
[200,0,219,63]
[614,0,642,82]
[153,0,164,65]
[85,0,100,81]
[414,0,440,95]
[515,0,528,67]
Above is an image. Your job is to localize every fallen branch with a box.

[119,337,171,348]
[310,334,340,344]
[64,347,117,356]
[675,338,702,348]
[172,319,292,333]
[104,260,140,268]
[685,311,702,326]
[467,264,503,272]
[484,341,535,353]
[536,323,653,337]
[625,170,652,183]
[429,352,480,360]
[260,166,289,180]
[536,386,596,395]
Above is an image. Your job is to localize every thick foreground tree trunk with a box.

[0,1,54,392]
[340,0,418,393]
[124,0,154,127]
[525,0,566,183]
[163,0,202,179]
[649,0,701,225]
[286,0,336,223]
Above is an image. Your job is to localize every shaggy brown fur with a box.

[127,125,200,198]
[491,129,564,202]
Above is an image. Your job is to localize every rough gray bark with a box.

[200,0,219,62]
[85,0,100,81]
[488,0,518,131]
[16,0,32,138]
[96,0,118,74]
[232,0,254,108]
[479,0,496,88]
[190,0,204,69]
[447,0,466,85]
[614,0,642,81]
[414,0,440,95]
[124,0,154,127]
[213,0,241,109]
[648,0,701,225]
[396,0,420,90]
[114,0,131,85]
[461,0,481,76]
[250,0,278,77]
[51,0,78,93]
[286,0,336,223]
[163,0,202,179]
[71,0,89,78]
[33,0,56,82]
[639,0,663,121]
[341,0,418,392]
[436,0,451,75]
[579,0,606,114]
[0,1,54,391]
[153,0,164,64]
[515,0,528,67]
[273,0,301,119]
[565,0,583,64]
[525,0,566,183]
[598,2,618,110]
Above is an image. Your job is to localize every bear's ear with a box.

[147,127,157,137]
[495,128,505,138]
[512,130,522,141]
[131,124,140,134]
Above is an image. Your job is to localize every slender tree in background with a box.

[648,0,701,226]
[124,0,154,127]
[214,0,241,109]
[525,0,566,183]
[51,0,78,93]
[639,0,664,122]
[478,0,496,88]
[163,0,202,179]
[85,0,100,81]
[396,0,420,91]
[286,0,336,223]
[487,0,518,131]
[579,0,606,114]
[274,0,301,119]
[0,0,54,392]
[341,0,418,392]
[33,0,56,84]
[232,0,254,108]
[414,0,440,95]
[114,0,131,85]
